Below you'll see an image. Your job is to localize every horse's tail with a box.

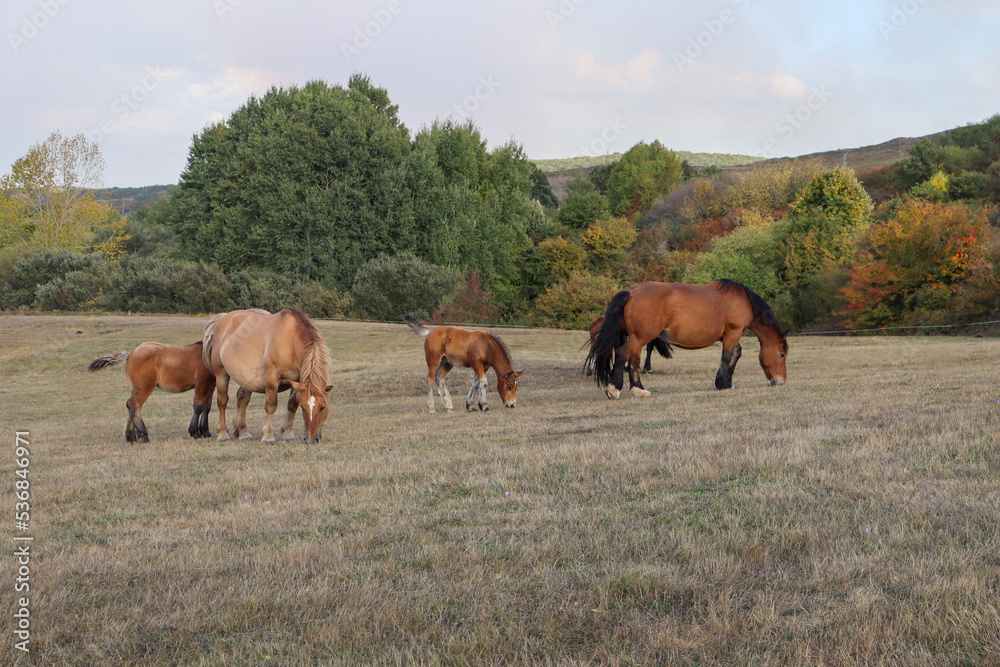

[88,352,129,372]
[202,312,226,368]
[584,290,631,386]
[404,315,430,337]
[649,335,673,360]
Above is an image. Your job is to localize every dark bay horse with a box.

[203,308,332,443]
[588,316,670,374]
[88,341,215,442]
[404,315,524,412]
[585,280,787,398]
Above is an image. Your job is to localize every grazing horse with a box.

[203,308,332,443]
[404,315,524,412]
[588,316,670,374]
[585,280,787,398]
[88,342,215,442]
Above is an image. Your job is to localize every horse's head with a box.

[497,370,525,408]
[759,335,788,386]
[291,381,333,443]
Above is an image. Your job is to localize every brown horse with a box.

[88,341,215,442]
[203,308,332,443]
[588,316,669,374]
[585,280,787,398]
[404,315,524,413]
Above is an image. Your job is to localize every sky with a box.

[2,0,999,187]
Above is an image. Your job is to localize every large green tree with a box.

[605,140,684,216]
[164,76,413,284]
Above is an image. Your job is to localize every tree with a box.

[529,164,559,209]
[605,140,684,216]
[840,201,996,327]
[556,174,608,230]
[163,77,413,284]
[0,131,125,256]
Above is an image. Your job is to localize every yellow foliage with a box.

[0,130,119,256]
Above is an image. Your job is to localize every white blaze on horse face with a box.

[307,395,316,421]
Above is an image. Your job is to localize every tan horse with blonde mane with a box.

[88,341,215,442]
[203,308,332,443]
[404,315,524,413]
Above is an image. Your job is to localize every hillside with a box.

[533,150,761,174]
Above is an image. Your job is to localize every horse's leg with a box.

[260,384,279,443]
[627,341,650,398]
[477,373,489,411]
[216,373,231,441]
[715,336,743,390]
[278,387,299,440]
[642,341,654,374]
[606,342,629,399]
[435,360,454,412]
[125,385,152,443]
[190,382,213,439]
[235,387,254,440]
[426,364,437,413]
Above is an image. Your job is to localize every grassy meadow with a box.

[2,314,999,665]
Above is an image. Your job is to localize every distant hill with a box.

[96,184,174,216]
[533,150,762,174]
[753,133,950,173]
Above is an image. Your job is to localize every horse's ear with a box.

[324,385,333,394]
[514,370,525,378]
[289,380,304,392]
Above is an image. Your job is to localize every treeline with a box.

[2,75,999,332]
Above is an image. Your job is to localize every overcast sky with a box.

[2,0,999,187]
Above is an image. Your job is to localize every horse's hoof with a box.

[278,432,296,441]
[261,437,276,444]
[630,387,651,398]
[606,385,621,400]
[139,434,150,443]
[466,404,477,412]
[217,434,230,442]
[239,432,254,441]
[480,405,490,412]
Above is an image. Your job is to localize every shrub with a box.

[103,256,232,314]
[533,270,621,330]
[433,270,500,324]
[351,252,459,321]
[1,251,107,310]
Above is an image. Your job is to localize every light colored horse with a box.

[88,341,215,442]
[203,308,332,443]
[404,315,524,413]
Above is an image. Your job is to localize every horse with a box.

[88,341,215,442]
[585,280,787,399]
[588,316,670,374]
[404,315,524,413]
[203,308,333,443]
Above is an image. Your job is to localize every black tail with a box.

[584,290,631,386]
[649,335,673,360]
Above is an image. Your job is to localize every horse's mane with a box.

[715,279,787,342]
[284,308,331,390]
[486,331,515,370]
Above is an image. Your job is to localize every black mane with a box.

[715,279,787,345]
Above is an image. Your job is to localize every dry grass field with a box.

[2,314,999,665]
